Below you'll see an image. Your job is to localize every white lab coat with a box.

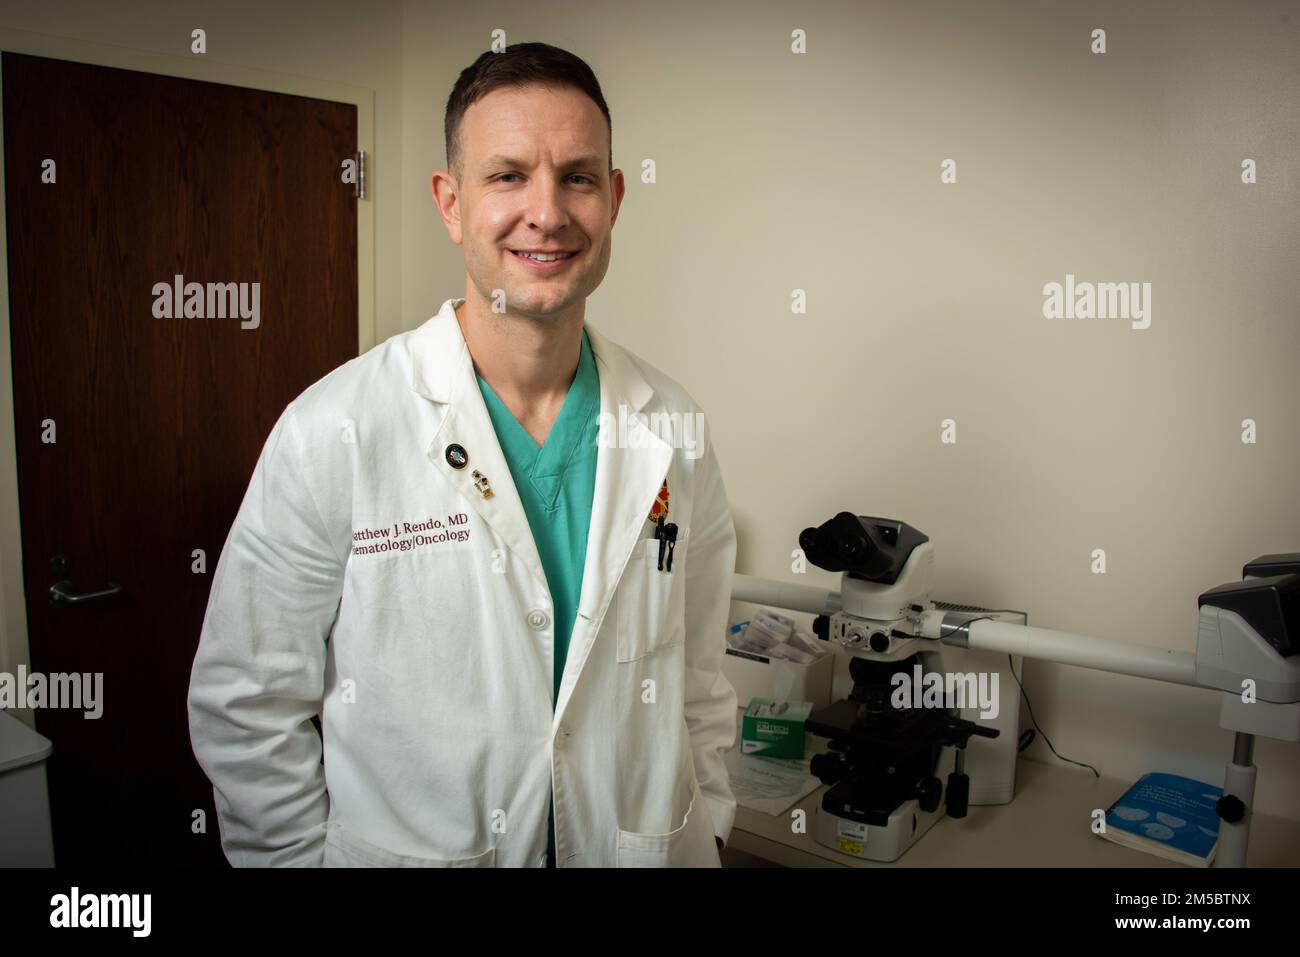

[187,297,739,867]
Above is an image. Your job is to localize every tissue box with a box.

[741,698,813,758]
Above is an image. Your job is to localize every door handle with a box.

[48,579,123,609]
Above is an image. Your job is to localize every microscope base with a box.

[812,748,955,862]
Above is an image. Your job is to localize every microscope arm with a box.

[915,610,1198,687]
[736,572,1196,689]
[733,574,842,620]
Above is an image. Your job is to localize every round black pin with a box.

[445,443,468,469]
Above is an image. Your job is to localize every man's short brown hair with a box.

[444,41,613,182]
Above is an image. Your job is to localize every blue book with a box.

[1101,772,1223,867]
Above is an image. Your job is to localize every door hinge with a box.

[354,150,367,200]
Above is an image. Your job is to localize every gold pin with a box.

[647,480,669,524]
[472,469,494,499]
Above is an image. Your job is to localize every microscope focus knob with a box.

[1216,794,1246,824]
[916,777,942,813]
[810,751,845,785]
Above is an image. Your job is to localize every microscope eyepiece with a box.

[797,512,930,584]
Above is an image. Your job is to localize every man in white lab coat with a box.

[187,42,739,867]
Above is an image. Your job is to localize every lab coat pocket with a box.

[616,775,720,868]
[322,823,496,867]
[616,527,691,663]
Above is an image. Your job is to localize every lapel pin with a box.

[472,468,494,499]
[647,479,670,524]
[445,443,469,469]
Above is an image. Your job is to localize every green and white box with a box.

[741,698,812,759]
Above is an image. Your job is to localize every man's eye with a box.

[493,173,595,185]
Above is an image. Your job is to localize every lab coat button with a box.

[526,609,549,631]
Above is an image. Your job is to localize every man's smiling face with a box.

[442,83,625,321]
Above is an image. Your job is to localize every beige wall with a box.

[401,0,1300,819]
[2,0,1297,822]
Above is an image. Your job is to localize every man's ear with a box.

[609,167,626,230]
[430,169,464,246]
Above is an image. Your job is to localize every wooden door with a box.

[3,51,358,867]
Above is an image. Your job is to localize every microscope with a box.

[796,513,998,861]
[734,511,1300,866]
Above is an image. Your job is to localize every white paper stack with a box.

[727,609,831,664]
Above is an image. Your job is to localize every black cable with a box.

[934,610,1101,777]
[1007,653,1099,778]
[936,614,998,641]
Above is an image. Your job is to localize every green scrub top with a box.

[474,327,600,866]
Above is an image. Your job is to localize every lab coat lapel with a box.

[410,300,547,590]
[554,324,673,723]
[410,300,673,724]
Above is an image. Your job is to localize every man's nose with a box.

[523,177,569,233]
